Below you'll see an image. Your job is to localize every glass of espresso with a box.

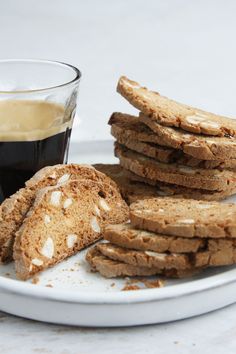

[0,59,81,202]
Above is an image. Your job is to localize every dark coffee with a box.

[0,100,72,202]
[0,129,71,200]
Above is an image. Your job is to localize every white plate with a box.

[0,140,236,327]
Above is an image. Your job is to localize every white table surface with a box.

[1,0,236,352]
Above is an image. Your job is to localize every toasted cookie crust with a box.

[97,242,236,269]
[86,246,199,278]
[130,197,236,238]
[104,224,205,253]
[117,76,236,137]
[94,164,236,202]
[110,112,236,169]
[115,143,236,191]
[140,114,236,161]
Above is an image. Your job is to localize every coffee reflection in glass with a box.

[0,60,81,202]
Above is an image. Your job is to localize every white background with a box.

[1,0,236,142]
[1,0,236,353]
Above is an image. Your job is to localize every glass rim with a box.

[0,59,82,94]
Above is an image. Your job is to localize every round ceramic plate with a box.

[0,140,236,327]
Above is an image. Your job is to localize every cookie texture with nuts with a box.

[13,179,128,280]
[96,242,236,270]
[104,224,236,262]
[97,243,192,270]
[0,163,119,263]
[86,246,199,278]
[104,223,205,253]
[115,143,236,191]
[94,164,236,202]
[130,197,236,238]
[110,112,236,169]
[140,114,236,161]
[117,76,236,137]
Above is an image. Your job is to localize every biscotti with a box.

[0,164,124,263]
[104,224,205,253]
[94,164,236,202]
[117,76,236,137]
[130,197,236,238]
[94,163,168,203]
[97,243,191,269]
[109,112,167,146]
[13,179,128,280]
[140,114,236,161]
[110,112,236,169]
[104,224,236,261]
[115,143,236,191]
[86,246,199,278]
[128,171,236,201]
[97,242,236,269]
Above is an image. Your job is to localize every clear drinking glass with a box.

[0,59,81,201]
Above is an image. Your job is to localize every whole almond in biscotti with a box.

[13,179,128,280]
[97,242,236,270]
[86,246,199,278]
[115,143,236,191]
[110,112,236,169]
[117,76,236,137]
[130,197,236,238]
[140,114,236,161]
[104,223,205,253]
[0,163,119,264]
[94,164,236,202]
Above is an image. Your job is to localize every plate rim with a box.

[1,266,236,304]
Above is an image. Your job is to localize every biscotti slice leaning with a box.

[140,114,236,161]
[115,143,236,191]
[117,76,236,137]
[97,242,236,270]
[110,112,236,170]
[13,179,128,280]
[0,163,119,263]
[94,164,236,202]
[130,197,236,238]
[86,246,199,278]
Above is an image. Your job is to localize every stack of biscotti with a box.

[107,76,236,201]
[0,164,128,279]
[94,164,236,204]
[86,197,236,279]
